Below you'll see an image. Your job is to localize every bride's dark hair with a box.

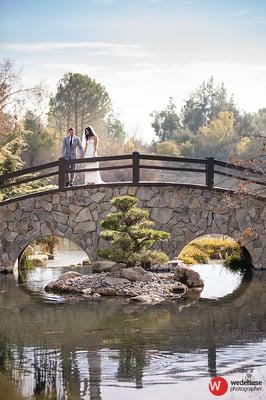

[85,126,95,141]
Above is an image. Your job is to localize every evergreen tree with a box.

[97,195,170,268]
[181,77,237,134]
[151,97,181,141]
[48,72,111,135]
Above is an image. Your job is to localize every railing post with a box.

[205,157,214,189]
[132,152,140,184]
[58,157,67,191]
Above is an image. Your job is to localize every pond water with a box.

[0,254,265,400]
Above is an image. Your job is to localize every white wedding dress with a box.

[83,138,103,184]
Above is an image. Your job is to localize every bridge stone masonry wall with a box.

[0,184,265,272]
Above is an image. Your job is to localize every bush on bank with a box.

[179,237,241,265]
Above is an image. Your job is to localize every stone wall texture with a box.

[0,185,265,272]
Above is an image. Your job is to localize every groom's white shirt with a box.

[61,135,84,160]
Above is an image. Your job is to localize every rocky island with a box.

[45,262,204,304]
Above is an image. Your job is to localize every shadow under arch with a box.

[15,231,91,271]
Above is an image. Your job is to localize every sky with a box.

[0,0,266,142]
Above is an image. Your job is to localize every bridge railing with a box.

[0,153,265,200]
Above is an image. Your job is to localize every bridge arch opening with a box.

[15,235,91,272]
[176,234,252,299]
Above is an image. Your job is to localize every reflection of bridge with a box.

[0,271,266,396]
[0,153,265,271]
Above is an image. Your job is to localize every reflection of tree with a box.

[0,336,12,374]
[60,347,80,399]
[208,345,217,377]
[0,339,104,400]
[206,310,217,378]
[117,345,148,388]
[33,348,60,399]
[88,351,102,400]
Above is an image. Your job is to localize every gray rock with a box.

[91,192,105,203]
[19,198,34,212]
[69,205,81,214]
[82,259,92,266]
[82,288,92,296]
[104,277,130,286]
[130,294,165,304]
[96,287,117,296]
[53,212,68,225]
[174,266,204,288]
[137,187,153,201]
[121,267,152,282]
[74,208,93,223]
[74,221,96,233]
[40,223,52,237]
[52,194,60,204]
[59,271,82,281]
[110,263,127,272]
[92,261,116,273]
[236,209,251,231]
[92,293,101,300]
[150,208,173,224]
[44,202,53,212]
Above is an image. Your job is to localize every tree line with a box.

[0,58,265,196]
[151,77,265,161]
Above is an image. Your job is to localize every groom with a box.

[61,127,84,186]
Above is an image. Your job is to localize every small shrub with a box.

[224,254,247,272]
[179,245,209,264]
[20,252,35,270]
[179,236,241,265]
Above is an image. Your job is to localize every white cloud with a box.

[180,1,193,5]
[231,9,251,17]
[0,41,142,52]
[252,16,265,22]
[89,0,113,4]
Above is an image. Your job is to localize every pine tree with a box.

[97,196,170,268]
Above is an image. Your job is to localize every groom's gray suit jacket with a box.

[61,135,84,160]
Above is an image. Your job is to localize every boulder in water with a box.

[173,266,204,288]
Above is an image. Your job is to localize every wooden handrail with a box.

[75,154,133,163]
[140,165,205,173]
[140,154,207,164]
[214,170,266,186]
[0,153,264,199]
[0,171,57,190]
[70,165,132,174]
[214,159,265,175]
[0,160,59,181]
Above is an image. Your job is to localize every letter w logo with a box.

[209,376,228,396]
[210,381,221,391]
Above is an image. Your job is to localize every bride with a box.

[82,126,103,184]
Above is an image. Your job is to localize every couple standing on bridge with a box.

[61,126,103,187]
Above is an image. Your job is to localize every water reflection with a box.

[0,266,265,399]
[190,263,243,299]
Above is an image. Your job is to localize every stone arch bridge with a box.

[0,153,265,271]
[0,183,265,272]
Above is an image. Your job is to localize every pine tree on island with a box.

[97,195,170,269]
